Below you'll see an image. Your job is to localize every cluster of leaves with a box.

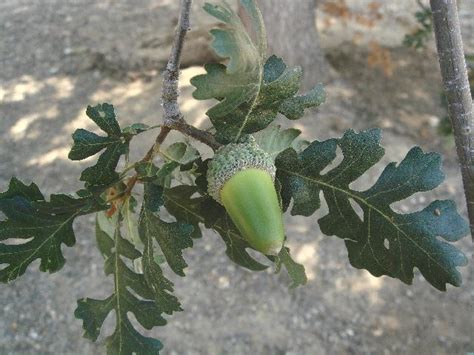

[403,6,433,49]
[0,0,470,353]
[75,184,194,353]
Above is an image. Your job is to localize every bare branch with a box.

[430,0,474,236]
[162,0,192,126]
[155,0,222,151]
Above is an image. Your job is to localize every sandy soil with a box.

[0,1,472,354]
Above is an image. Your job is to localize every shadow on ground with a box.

[0,1,472,354]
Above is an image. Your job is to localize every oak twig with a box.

[430,0,474,236]
[162,0,192,127]
[157,0,221,151]
[172,119,221,150]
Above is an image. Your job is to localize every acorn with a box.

[207,138,284,255]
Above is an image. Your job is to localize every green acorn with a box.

[207,138,284,255]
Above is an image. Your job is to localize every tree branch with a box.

[158,0,222,151]
[162,0,192,126]
[173,120,221,150]
[430,0,474,237]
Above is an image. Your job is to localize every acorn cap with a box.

[207,137,276,204]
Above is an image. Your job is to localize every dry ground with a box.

[0,1,473,354]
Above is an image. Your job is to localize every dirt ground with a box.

[0,1,473,354]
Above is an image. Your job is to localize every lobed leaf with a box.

[276,129,469,290]
[69,103,129,188]
[192,2,325,143]
[121,123,151,136]
[274,247,307,289]
[253,125,303,159]
[0,178,105,283]
[278,83,326,120]
[75,209,182,355]
[164,142,200,165]
[136,142,201,188]
[139,183,194,277]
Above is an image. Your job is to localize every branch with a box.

[173,120,221,150]
[430,0,474,237]
[158,0,222,151]
[162,0,192,126]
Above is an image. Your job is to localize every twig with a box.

[162,0,192,128]
[158,0,221,151]
[430,0,474,236]
[104,0,222,208]
[173,120,221,150]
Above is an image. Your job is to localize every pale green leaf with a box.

[275,247,307,289]
[253,125,302,159]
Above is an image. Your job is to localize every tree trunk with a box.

[240,0,328,88]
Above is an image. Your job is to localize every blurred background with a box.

[0,0,473,353]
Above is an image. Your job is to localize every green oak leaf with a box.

[164,142,200,165]
[139,183,194,277]
[278,83,326,120]
[403,9,433,49]
[163,185,268,271]
[261,56,326,122]
[0,177,105,283]
[75,210,181,354]
[123,197,143,254]
[69,103,128,187]
[135,160,178,188]
[135,161,160,182]
[121,123,151,136]
[276,128,469,290]
[275,247,307,289]
[253,125,303,159]
[191,1,324,143]
[136,143,201,188]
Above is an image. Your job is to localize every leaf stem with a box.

[171,119,221,150]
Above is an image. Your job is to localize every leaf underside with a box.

[0,178,105,283]
[253,125,304,159]
[76,213,165,354]
[276,128,469,290]
[275,247,308,289]
[75,181,194,355]
[191,2,325,143]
